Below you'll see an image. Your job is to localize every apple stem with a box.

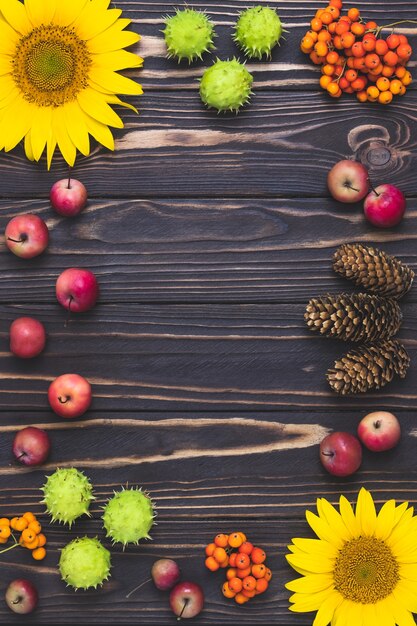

[374,420,381,429]
[64,295,73,328]
[344,182,360,192]
[7,234,28,243]
[368,179,380,196]
[177,599,189,621]
[12,597,23,605]
[58,396,70,404]
[321,451,334,458]
[67,167,72,190]
[125,578,152,598]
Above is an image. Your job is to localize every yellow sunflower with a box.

[0,0,143,168]
[286,488,417,626]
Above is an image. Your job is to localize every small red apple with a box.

[363,184,406,228]
[5,579,38,614]
[48,373,92,419]
[12,426,51,466]
[9,317,46,358]
[151,559,181,591]
[5,214,49,258]
[56,268,99,313]
[357,411,401,452]
[50,177,88,217]
[327,160,369,203]
[320,431,362,477]
[170,581,204,620]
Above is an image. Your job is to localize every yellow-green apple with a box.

[327,160,369,203]
[319,431,362,477]
[56,268,99,313]
[170,581,204,619]
[363,184,406,227]
[357,411,401,452]
[5,579,38,614]
[13,426,51,466]
[5,214,49,258]
[9,317,46,358]
[50,178,87,217]
[48,373,92,418]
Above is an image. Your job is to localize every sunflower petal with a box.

[24,130,34,161]
[0,55,12,75]
[312,590,343,626]
[31,106,52,161]
[0,18,19,53]
[338,494,360,536]
[375,499,397,540]
[355,487,377,535]
[74,6,122,40]
[77,87,124,128]
[316,498,352,542]
[92,49,143,71]
[63,100,90,156]
[87,21,140,54]
[285,573,334,594]
[288,588,335,613]
[52,0,87,27]
[90,67,143,95]
[2,99,33,151]
[52,108,76,166]
[306,510,344,547]
[84,113,114,151]
[0,0,32,35]
[286,552,335,574]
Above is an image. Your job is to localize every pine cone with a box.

[333,243,414,300]
[305,293,402,342]
[327,339,410,395]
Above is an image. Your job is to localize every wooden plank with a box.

[1,200,416,303]
[0,90,416,196]
[0,303,415,411]
[2,410,417,520]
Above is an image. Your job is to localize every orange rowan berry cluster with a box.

[204,532,272,605]
[0,512,47,561]
[301,0,414,103]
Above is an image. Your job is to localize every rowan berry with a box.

[364,21,378,31]
[222,581,236,598]
[398,34,409,45]
[242,589,256,598]
[389,79,403,94]
[315,41,329,57]
[28,520,42,535]
[351,22,366,37]
[226,567,237,580]
[326,82,340,96]
[228,577,243,593]
[228,552,237,567]
[318,30,332,43]
[10,517,19,530]
[329,0,343,8]
[0,526,11,540]
[205,542,216,556]
[236,566,252,579]
[242,576,257,591]
[397,44,412,60]
[365,53,380,69]
[14,517,28,531]
[0,537,8,545]
[214,533,229,548]
[238,541,253,555]
[213,547,228,563]
[383,51,399,67]
[375,39,389,56]
[327,6,340,19]
[251,547,266,564]
[228,532,244,548]
[340,32,355,49]
[264,568,272,582]
[401,70,412,86]
[351,76,367,91]
[0,518,10,527]
[338,76,350,90]
[320,11,333,25]
[326,50,339,64]
[335,20,350,36]
[362,34,376,52]
[37,533,47,547]
[251,563,267,579]
[234,592,249,604]
[22,512,36,523]
[395,65,407,79]
[351,42,365,58]
[353,57,366,71]
[378,90,393,104]
[32,547,46,561]
[320,75,332,89]
[255,578,269,594]
[311,17,323,32]
[238,532,247,542]
[322,63,335,76]
[345,69,358,82]
[387,34,401,50]
[399,84,407,95]
[347,8,360,21]
[376,76,390,92]
[381,65,395,77]
[235,553,250,569]
[24,538,40,550]
[21,528,36,544]
[301,35,315,51]
[205,556,220,571]
[367,85,380,99]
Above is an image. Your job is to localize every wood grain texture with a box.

[1,0,417,624]
[1,200,416,303]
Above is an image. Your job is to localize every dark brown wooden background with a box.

[1,1,416,624]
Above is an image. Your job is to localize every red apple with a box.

[5,214,49,258]
[320,431,362,477]
[363,184,406,227]
[56,268,99,313]
[48,373,92,419]
[170,581,204,620]
[151,559,181,591]
[9,317,46,358]
[12,426,51,466]
[50,177,88,217]
[327,160,369,203]
[357,411,401,452]
[5,579,38,614]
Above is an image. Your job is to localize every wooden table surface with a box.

[1,1,416,624]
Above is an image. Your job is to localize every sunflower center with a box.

[12,25,91,107]
[334,536,399,604]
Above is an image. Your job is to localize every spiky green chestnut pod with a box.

[102,487,155,547]
[163,8,216,63]
[59,537,111,590]
[199,59,253,113]
[234,6,284,59]
[41,467,94,526]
